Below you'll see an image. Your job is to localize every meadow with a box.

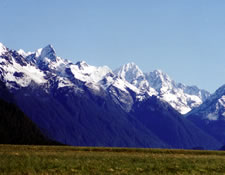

[1,145,225,174]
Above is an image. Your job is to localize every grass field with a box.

[1,145,225,174]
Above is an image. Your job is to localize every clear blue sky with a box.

[0,0,225,92]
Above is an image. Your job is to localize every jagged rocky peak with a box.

[17,49,27,57]
[0,42,212,115]
[214,84,225,98]
[17,48,34,58]
[145,69,174,93]
[186,84,225,145]
[38,44,56,61]
[0,42,7,56]
[75,61,89,70]
[187,84,225,118]
[144,69,211,114]
[23,44,58,64]
[182,84,211,101]
[205,85,225,120]
[151,69,172,83]
[114,62,150,90]
[114,62,210,114]
[114,62,144,81]
[186,84,225,144]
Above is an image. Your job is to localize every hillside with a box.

[0,81,58,145]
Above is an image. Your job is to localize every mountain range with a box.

[186,85,225,144]
[0,42,224,149]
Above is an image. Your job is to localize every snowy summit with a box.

[0,43,211,114]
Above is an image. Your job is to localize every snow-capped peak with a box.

[114,62,151,91]
[113,62,158,100]
[145,70,211,114]
[114,62,144,82]
[28,44,57,63]
[70,61,113,85]
[39,44,56,61]
[35,48,42,58]
[145,69,173,93]
[17,49,32,58]
[153,69,172,82]
[187,84,225,121]
[0,42,7,56]
[214,84,225,98]
[0,42,211,115]
[75,61,89,70]
[198,84,225,108]
[113,63,210,114]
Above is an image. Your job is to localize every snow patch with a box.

[17,49,32,57]
[0,43,7,56]
[207,113,219,121]
[57,77,73,88]
[218,95,225,108]
[70,63,112,84]
[3,58,46,87]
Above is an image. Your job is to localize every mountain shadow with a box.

[186,85,225,145]
[0,81,59,145]
[131,96,222,150]
[11,84,167,148]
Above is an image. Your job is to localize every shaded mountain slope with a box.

[12,85,166,148]
[0,82,58,145]
[186,84,225,144]
[131,96,222,150]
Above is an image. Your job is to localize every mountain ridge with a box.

[0,80,59,145]
[115,62,210,114]
[0,42,221,149]
[186,84,225,144]
[0,42,210,115]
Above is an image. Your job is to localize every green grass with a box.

[1,145,225,174]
